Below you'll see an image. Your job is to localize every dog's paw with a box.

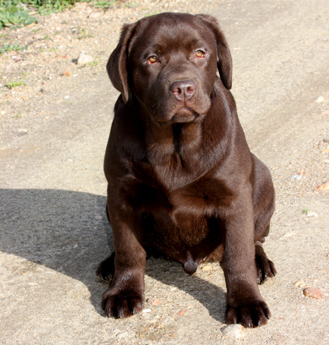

[102,287,144,318]
[225,300,271,328]
[256,254,277,285]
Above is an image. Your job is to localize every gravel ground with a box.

[1,0,329,344]
[0,0,213,144]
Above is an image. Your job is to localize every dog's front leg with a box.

[220,189,271,328]
[102,207,146,318]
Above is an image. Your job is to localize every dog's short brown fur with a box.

[97,12,277,328]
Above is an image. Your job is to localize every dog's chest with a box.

[124,174,232,249]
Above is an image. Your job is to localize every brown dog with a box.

[97,12,276,328]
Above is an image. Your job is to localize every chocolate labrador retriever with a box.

[97,12,277,328]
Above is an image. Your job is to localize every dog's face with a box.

[108,13,232,125]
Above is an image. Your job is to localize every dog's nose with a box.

[170,80,196,100]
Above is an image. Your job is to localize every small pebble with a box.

[315,96,325,103]
[77,52,93,64]
[62,71,72,77]
[17,129,28,136]
[151,299,162,306]
[201,264,212,271]
[222,324,245,338]
[306,211,318,217]
[88,12,101,19]
[291,174,303,181]
[316,181,329,191]
[116,331,128,339]
[294,280,307,288]
[142,308,151,313]
[279,232,297,240]
[303,287,324,300]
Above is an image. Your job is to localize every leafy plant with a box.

[0,5,37,29]
[0,42,26,55]
[35,0,77,15]
[6,78,25,88]
[93,0,116,8]
[78,27,92,40]
[86,58,100,67]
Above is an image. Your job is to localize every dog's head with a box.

[107,13,232,125]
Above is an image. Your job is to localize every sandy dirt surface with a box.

[1,0,329,344]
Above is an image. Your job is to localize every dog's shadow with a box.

[0,188,226,323]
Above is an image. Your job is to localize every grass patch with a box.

[86,58,100,67]
[13,112,22,118]
[0,4,37,29]
[123,2,137,8]
[6,78,25,88]
[93,0,117,8]
[78,27,92,40]
[0,0,126,31]
[0,42,26,55]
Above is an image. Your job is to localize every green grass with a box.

[0,0,126,31]
[6,78,25,88]
[123,2,137,8]
[13,112,22,118]
[77,27,92,40]
[86,58,100,67]
[93,0,117,8]
[0,1,77,29]
[0,42,26,55]
[0,4,37,29]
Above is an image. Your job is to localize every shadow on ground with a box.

[0,188,226,322]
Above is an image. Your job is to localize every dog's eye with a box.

[148,55,159,64]
[195,49,206,58]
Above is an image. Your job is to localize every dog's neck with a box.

[141,119,206,190]
[145,120,202,166]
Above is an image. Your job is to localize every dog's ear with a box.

[107,23,136,102]
[197,15,232,90]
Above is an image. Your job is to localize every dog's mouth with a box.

[155,106,200,125]
[171,106,199,123]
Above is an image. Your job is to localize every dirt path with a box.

[1,0,329,344]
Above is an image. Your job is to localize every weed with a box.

[13,112,22,118]
[0,43,26,55]
[6,79,25,88]
[0,5,37,29]
[94,0,116,9]
[124,2,137,8]
[144,11,161,18]
[302,208,308,214]
[32,0,77,15]
[86,58,100,67]
[78,27,92,40]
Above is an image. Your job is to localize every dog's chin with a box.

[171,107,198,123]
[155,107,201,125]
